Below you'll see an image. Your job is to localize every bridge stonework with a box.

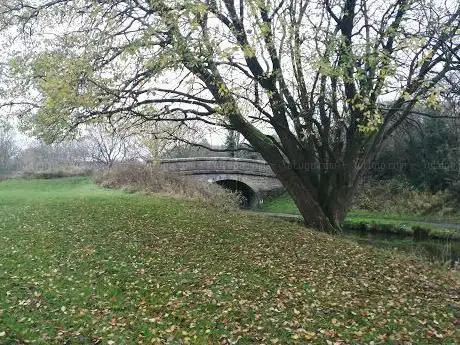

[159,157,284,208]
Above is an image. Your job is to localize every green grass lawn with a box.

[1,178,459,344]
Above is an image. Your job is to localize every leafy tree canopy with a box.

[1,0,459,231]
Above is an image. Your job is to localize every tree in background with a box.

[84,124,140,168]
[1,0,459,232]
[370,112,460,192]
[16,141,88,172]
[132,117,206,161]
[224,130,238,158]
[0,126,18,175]
[225,130,246,158]
[405,117,458,191]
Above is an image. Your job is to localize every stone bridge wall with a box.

[159,157,276,177]
[159,157,284,207]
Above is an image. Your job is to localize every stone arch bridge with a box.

[159,157,284,208]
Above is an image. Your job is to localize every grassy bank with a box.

[263,192,458,223]
[263,192,460,239]
[0,178,459,343]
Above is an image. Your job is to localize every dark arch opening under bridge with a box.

[215,179,256,209]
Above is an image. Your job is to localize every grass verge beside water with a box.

[263,192,460,239]
[0,178,459,344]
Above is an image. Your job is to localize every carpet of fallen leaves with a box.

[0,178,459,344]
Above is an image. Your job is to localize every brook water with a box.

[343,229,460,264]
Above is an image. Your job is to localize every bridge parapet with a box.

[159,157,276,177]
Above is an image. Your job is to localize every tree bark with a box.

[266,160,352,233]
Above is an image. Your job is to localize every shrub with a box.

[19,165,94,179]
[95,163,241,211]
[446,181,460,204]
[344,221,413,236]
[353,179,449,215]
[428,228,460,241]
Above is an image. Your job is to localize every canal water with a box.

[343,229,460,264]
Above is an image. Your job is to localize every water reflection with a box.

[343,229,460,264]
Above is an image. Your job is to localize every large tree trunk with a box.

[223,105,358,233]
[267,161,355,233]
[214,93,364,234]
[282,177,350,233]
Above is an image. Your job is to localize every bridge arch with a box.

[214,179,257,208]
[158,157,284,209]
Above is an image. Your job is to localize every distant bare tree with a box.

[17,141,89,172]
[85,124,139,167]
[0,127,18,175]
